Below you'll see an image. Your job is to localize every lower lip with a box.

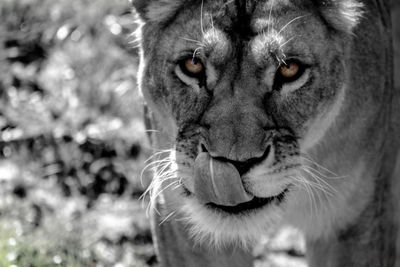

[205,188,289,214]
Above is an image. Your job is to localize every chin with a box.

[179,187,291,249]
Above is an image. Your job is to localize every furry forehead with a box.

[131,0,363,33]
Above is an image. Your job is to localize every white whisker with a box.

[159,211,177,226]
[200,0,205,36]
[301,170,336,211]
[192,47,203,59]
[179,37,205,46]
[289,175,317,219]
[301,168,338,196]
[143,149,172,164]
[279,35,296,49]
[153,181,179,201]
[302,164,347,180]
[140,159,172,187]
[300,154,340,177]
[267,0,274,36]
[277,15,308,36]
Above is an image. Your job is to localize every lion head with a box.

[134,0,397,253]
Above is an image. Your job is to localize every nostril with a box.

[201,143,208,153]
[263,144,272,160]
[231,161,253,176]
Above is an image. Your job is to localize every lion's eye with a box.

[180,57,205,78]
[279,62,299,78]
[276,60,305,84]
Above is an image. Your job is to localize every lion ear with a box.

[130,0,184,22]
[317,0,364,34]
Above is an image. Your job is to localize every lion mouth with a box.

[205,188,289,214]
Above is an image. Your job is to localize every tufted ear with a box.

[315,0,364,34]
[130,0,184,22]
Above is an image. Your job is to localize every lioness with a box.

[133,0,400,266]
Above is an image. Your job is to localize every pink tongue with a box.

[193,152,252,206]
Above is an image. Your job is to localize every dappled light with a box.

[0,0,154,266]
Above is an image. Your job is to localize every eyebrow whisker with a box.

[200,0,205,36]
[277,15,308,36]
[267,0,274,36]
[279,36,297,49]
[179,37,205,46]
[192,47,203,59]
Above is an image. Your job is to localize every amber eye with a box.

[274,60,307,88]
[279,61,300,79]
[180,57,205,78]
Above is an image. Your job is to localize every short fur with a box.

[133,0,400,266]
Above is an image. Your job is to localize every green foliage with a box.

[0,224,85,267]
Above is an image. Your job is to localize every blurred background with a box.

[0,0,155,266]
[0,0,397,266]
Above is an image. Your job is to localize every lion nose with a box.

[200,143,271,176]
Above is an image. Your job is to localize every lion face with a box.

[138,0,364,247]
